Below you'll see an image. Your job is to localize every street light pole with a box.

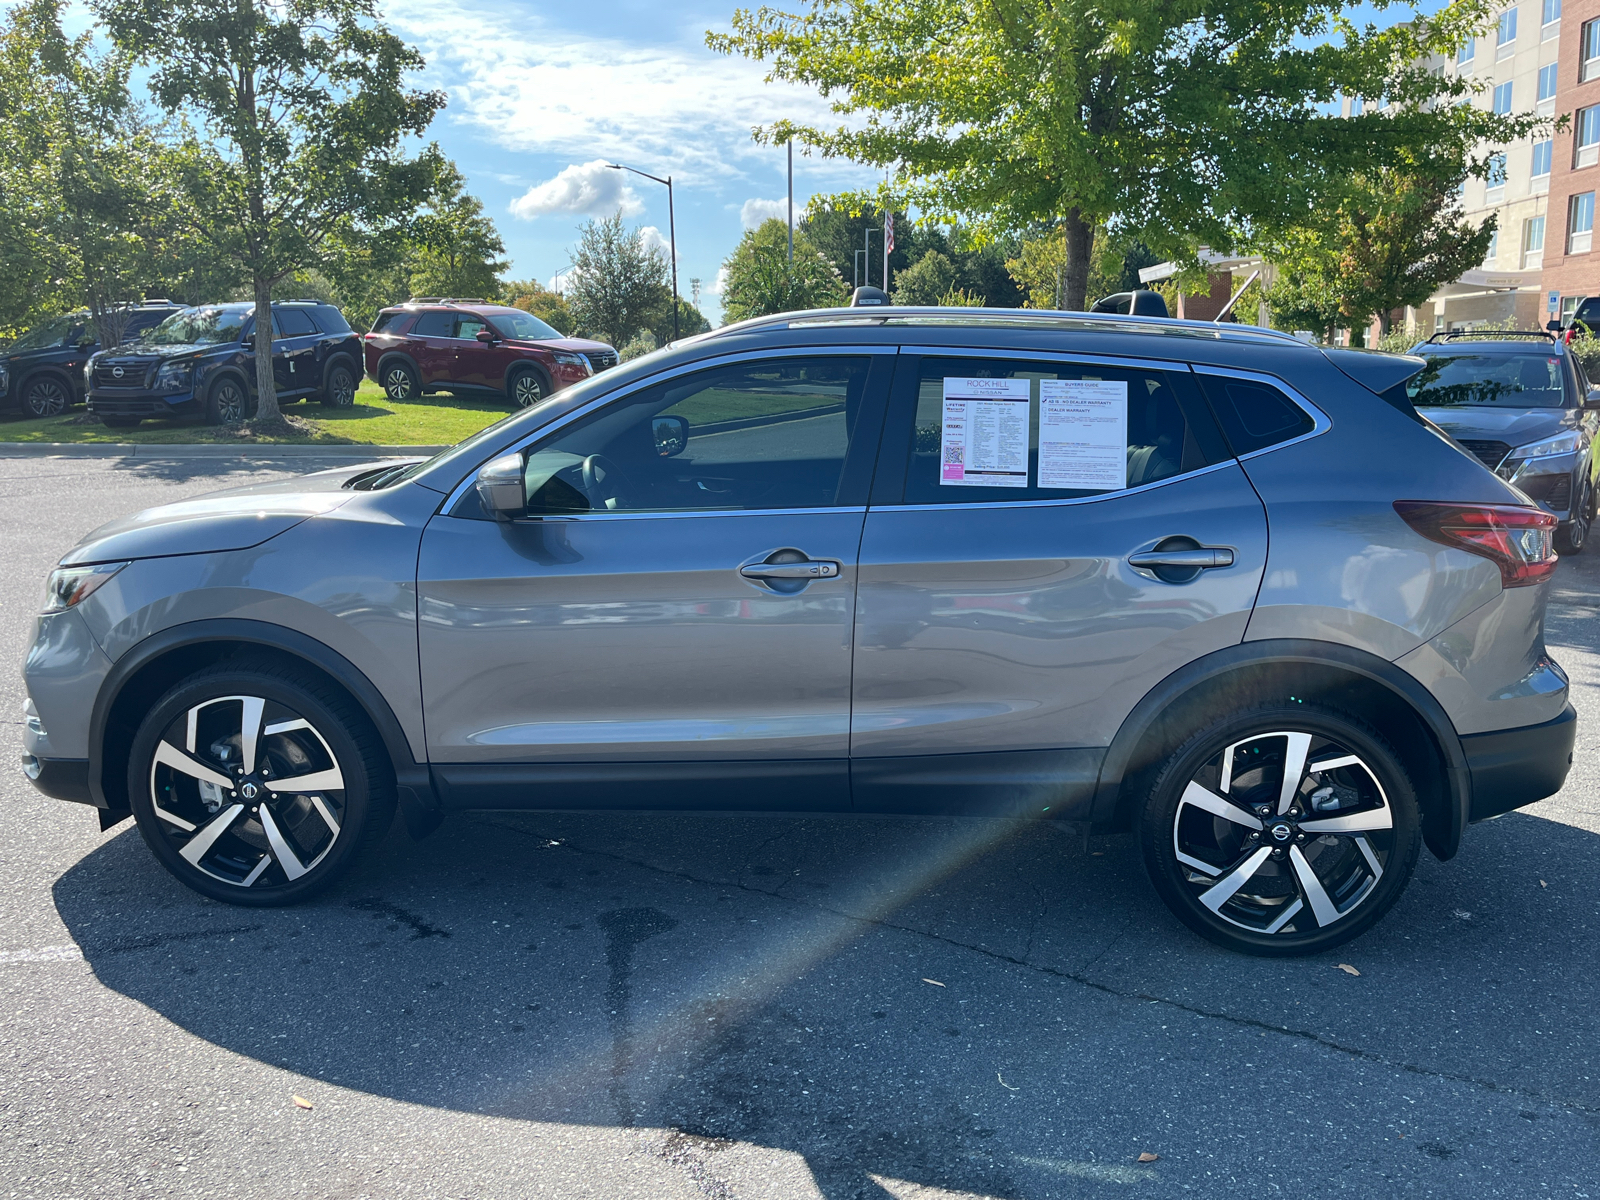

[606,162,679,342]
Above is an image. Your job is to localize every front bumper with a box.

[87,388,200,418]
[1462,703,1578,822]
[1504,453,1582,520]
[20,755,92,805]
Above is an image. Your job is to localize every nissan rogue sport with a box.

[21,307,1577,956]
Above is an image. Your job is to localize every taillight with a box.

[1394,501,1558,587]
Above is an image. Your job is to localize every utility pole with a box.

[606,162,679,341]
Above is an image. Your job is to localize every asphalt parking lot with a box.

[3,453,1599,1199]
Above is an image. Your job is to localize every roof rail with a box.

[406,296,491,306]
[1425,329,1556,344]
[699,305,1310,346]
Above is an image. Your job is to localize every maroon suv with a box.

[362,299,619,407]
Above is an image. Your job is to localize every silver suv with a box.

[21,309,1577,955]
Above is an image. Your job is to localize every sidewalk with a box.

[0,442,445,458]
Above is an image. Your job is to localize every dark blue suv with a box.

[1,302,184,418]
[85,301,362,427]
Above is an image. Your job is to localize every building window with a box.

[1579,105,1600,167]
[1569,192,1595,254]
[1584,19,1600,81]
[1487,153,1509,193]
[1525,215,1546,268]
[1545,0,1562,27]
[1498,7,1519,55]
[1494,81,1514,114]
[1350,96,1364,116]
[1533,138,1554,177]
[1485,228,1500,263]
[1539,62,1558,102]
[1459,37,1476,65]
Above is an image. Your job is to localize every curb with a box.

[0,442,445,459]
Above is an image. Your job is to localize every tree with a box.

[565,212,670,347]
[711,0,1539,311]
[720,218,848,322]
[1266,164,1493,344]
[406,161,506,300]
[96,0,444,421]
[801,204,1023,306]
[891,250,963,306]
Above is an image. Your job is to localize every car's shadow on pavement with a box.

[52,805,1600,1198]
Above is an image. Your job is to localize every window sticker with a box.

[940,377,1031,486]
[1038,379,1128,490]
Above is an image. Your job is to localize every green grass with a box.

[0,380,515,445]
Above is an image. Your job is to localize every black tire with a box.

[1140,703,1422,957]
[126,657,395,906]
[205,375,248,425]
[1557,475,1591,555]
[320,359,358,408]
[100,416,142,429]
[22,374,72,418]
[508,367,545,409]
[381,359,418,401]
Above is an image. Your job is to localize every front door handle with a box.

[740,561,840,580]
[1127,547,1234,569]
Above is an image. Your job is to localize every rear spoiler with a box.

[1322,347,1428,422]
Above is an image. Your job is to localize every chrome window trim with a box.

[438,343,899,512]
[501,505,869,525]
[901,345,1194,374]
[1190,364,1333,459]
[867,458,1239,514]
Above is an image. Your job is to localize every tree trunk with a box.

[1061,209,1095,311]
[253,275,279,421]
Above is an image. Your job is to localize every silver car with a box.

[20,309,1577,955]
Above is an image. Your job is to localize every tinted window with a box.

[123,310,172,336]
[370,311,406,334]
[413,311,454,338]
[274,308,317,337]
[1574,298,1600,325]
[518,357,874,516]
[898,357,1227,506]
[144,307,248,346]
[312,306,352,334]
[8,315,78,352]
[1198,376,1316,455]
[494,310,562,340]
[1407,352,1568,409]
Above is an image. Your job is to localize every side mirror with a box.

[652,415,689,457]
[1585,387,1600,411]
[1548,320,1565,332]
[475,329,498,343]
[475,453,525,518]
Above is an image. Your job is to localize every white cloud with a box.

[387,0,871,188]
[740,197,792,229]
[639,225,672,257]
[510,159,643,221]
[706,266,730,297]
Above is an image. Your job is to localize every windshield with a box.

[9,315,81,352]
[144,307,248,346]
[492,310,562,341]
[1408,352,1569,409]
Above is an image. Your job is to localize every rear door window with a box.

[274,308,318,338]
[413,312,454,338]
[884,356,1230,506]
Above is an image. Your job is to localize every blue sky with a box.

[383,0,879,322]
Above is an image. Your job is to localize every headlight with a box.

[552,351,592,374]
[1513,431,1582,460]
[154,360,193,392]
[83,359,93,386]
[42,562,127,614]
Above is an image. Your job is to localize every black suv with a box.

[86,301,362,427]
[1,302,184,417]
[1407,330,1600,552]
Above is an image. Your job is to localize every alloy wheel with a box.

[329,366,356,407]
[25,377,69,417]
[1171,730,1395,937]
[512,372,543,408]
[383,366,415,400]
[147,694,347,889]
[214,381,245,423]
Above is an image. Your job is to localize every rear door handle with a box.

[1127,547,1234,569]
[740,561,840,580]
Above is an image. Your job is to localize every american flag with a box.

[885,211,894,254]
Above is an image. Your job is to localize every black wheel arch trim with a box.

[87,618,441,837]
[376,352,421,383]
[1093,637,1473,861]
[17,366,81,405]
[504,361,552,397]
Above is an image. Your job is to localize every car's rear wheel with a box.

[1140,704,1421,956]
[382,360,418,401]
[320,360,357,408]
[509,367,544,408]
[22,375,71,417]
[127,659,395,905]
[205,376,247,425]
[1557,474,1592,555]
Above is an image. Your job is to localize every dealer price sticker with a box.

[940,377,1030,487]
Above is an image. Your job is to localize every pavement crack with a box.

[347,898,450,940]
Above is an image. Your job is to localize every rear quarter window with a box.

[370,311,406,334]
[314,306,353,335]
[1198,376,1316,456]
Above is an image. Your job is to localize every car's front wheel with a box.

[205,376,247,425]
[1140,704,1421,956]
[1557,475,1592,555]
[127,658,395,905]
[22,375,71,417]
[509,367,544,408]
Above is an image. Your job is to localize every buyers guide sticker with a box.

[940,377,1030,487]
[1038,379,1127,490]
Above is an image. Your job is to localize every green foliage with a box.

[720,218,848,322]
[565,212,670,347]
[1569,332,1600,383]
[1376,327,1426,353]
[619,331,660,362]
[891,250,961,306]
[938,286,985,307]
[801,205,1022,306]
[648,296,712,344]
[96,0,445,418]
[1266,270,1346,342]
[711,0,1546,311]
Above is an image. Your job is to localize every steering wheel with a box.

[580,454,635,510]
